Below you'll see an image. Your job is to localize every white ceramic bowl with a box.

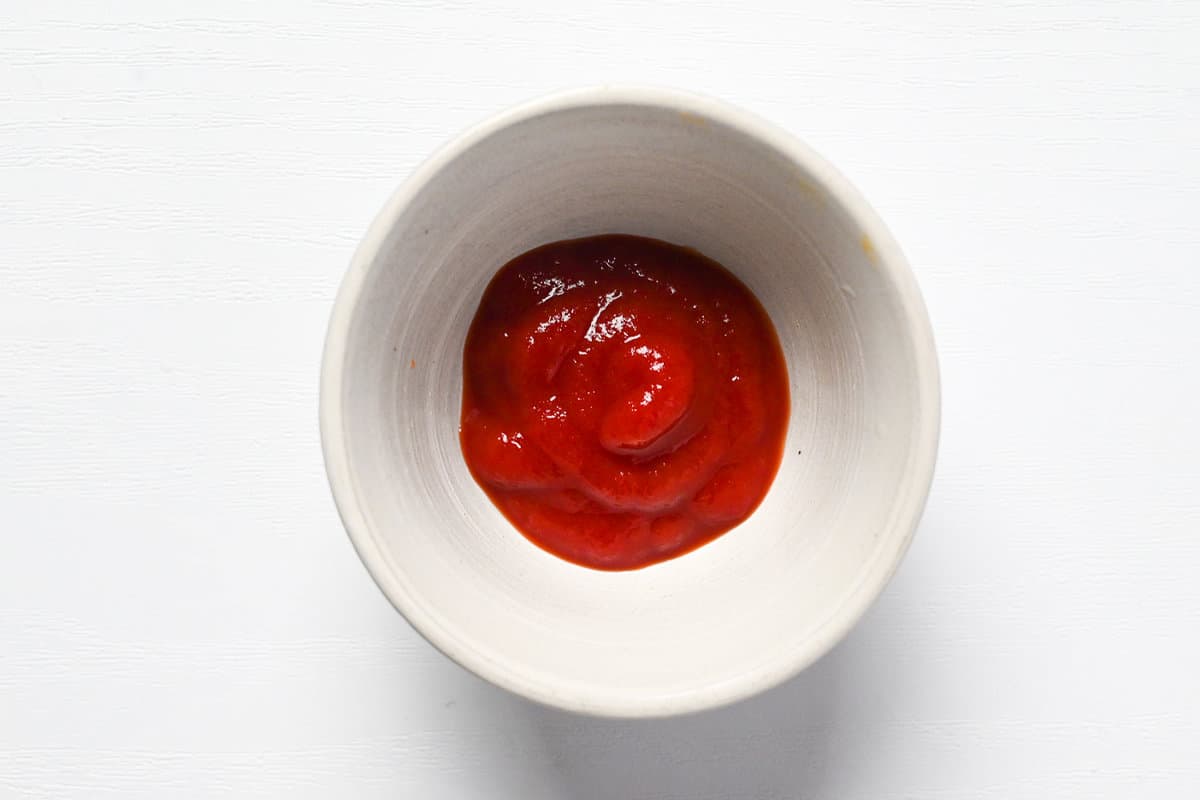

[321,87,939,718]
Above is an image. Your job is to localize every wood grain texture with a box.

[2,0,1198,797]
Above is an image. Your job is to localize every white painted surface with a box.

[1,0,1197,796]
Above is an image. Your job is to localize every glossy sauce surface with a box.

[460,235,789,570]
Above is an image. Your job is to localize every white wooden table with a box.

[3,2,1198,797]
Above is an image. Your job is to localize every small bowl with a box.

[320,87,939,718]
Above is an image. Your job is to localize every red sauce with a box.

[460,235,789,570]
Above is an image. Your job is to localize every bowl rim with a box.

[319,85,941,718]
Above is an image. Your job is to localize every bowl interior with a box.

[324,92,937,716]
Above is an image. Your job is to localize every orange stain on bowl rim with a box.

[860,233,878,263]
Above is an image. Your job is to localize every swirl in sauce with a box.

[460,235,789,570]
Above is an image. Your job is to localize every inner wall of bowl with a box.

[339,103,924,709]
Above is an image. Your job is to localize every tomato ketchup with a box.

[460,235,789,570]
